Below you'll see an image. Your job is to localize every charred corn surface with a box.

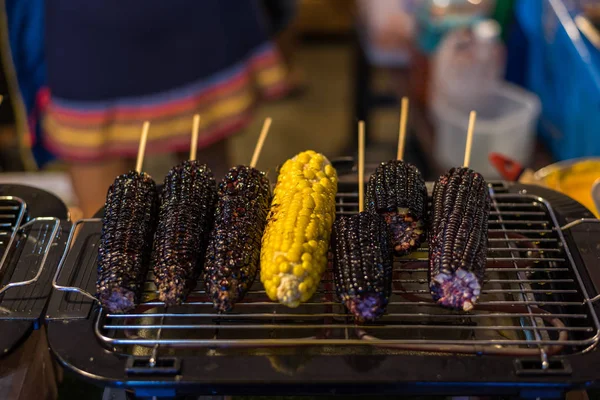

[367,160,427,256]
[152,161,217,306]
[429,167,490,311]
[260,150,338,308]
[205,166,271,312]
[97,171,158,313]
[333,212,393,322]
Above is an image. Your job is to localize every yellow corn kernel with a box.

[297,152,311,164]
[272,275,281,287]
[298,282,307,293]
[279,262,291,274]
[303,169,316,180]
[325,164,336,177]
[293,265,304,277]
[260,151,338,308]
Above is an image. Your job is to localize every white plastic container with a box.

[432,83,541,179]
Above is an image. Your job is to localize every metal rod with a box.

[102,323,592,332]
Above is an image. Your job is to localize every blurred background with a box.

[0,0,599,218]
[0,1,600,399]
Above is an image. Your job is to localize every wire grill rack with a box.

[52,185,600,367]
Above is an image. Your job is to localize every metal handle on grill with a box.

[560,218,600,231]
[52,218,100,301]
[0,196,27,277]
[559,218,600,305]
[0,217,61,296]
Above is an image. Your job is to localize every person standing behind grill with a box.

[43,0,288,217]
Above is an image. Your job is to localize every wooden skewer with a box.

[358,120,365,213]
[397,97,409,161]
[463,111,477,168]
[189,114,201,161]
[250,117,272,168]
[135,121,150,174]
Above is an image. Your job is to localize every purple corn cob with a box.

[429,167,490,311]
[153,161,217,306]
[204,166,271,312]
[367,160,427,256]
[333,212,393,322]
[97,171,158,313]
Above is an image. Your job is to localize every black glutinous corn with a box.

[333,212,393,322]
[152,161,217,306]
[429,167,490,311]
[97,171,158,313]
[366,160,427,256]
[204,165,271,312]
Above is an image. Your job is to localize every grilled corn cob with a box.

[152,161,217,306]
[205,166,271,312]
[333,212,393,321]
[260,150,337,307]
[97,171,158,313]
[429,167,490,311]
[366,160,427,256]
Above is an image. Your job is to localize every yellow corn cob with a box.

[261,150,338,307]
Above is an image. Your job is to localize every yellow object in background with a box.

[535,159,600,217]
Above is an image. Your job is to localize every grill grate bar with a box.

[106,312,589,319]
[390,267,570,272]
[398,256,565,262]
[488,237,557,242]
[179,288,579,296]
[418,247,563,253]
[102,323,594,332]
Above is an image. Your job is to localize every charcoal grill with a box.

[0,184,69,356]
[46,177,600,398]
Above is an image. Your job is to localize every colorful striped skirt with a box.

[42,1,288,162]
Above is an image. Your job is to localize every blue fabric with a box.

[5,0,54,167]
[45,0,271,101]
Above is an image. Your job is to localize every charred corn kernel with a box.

[261,150,338,308]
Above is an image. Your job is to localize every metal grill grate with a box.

[55,189,600,363]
